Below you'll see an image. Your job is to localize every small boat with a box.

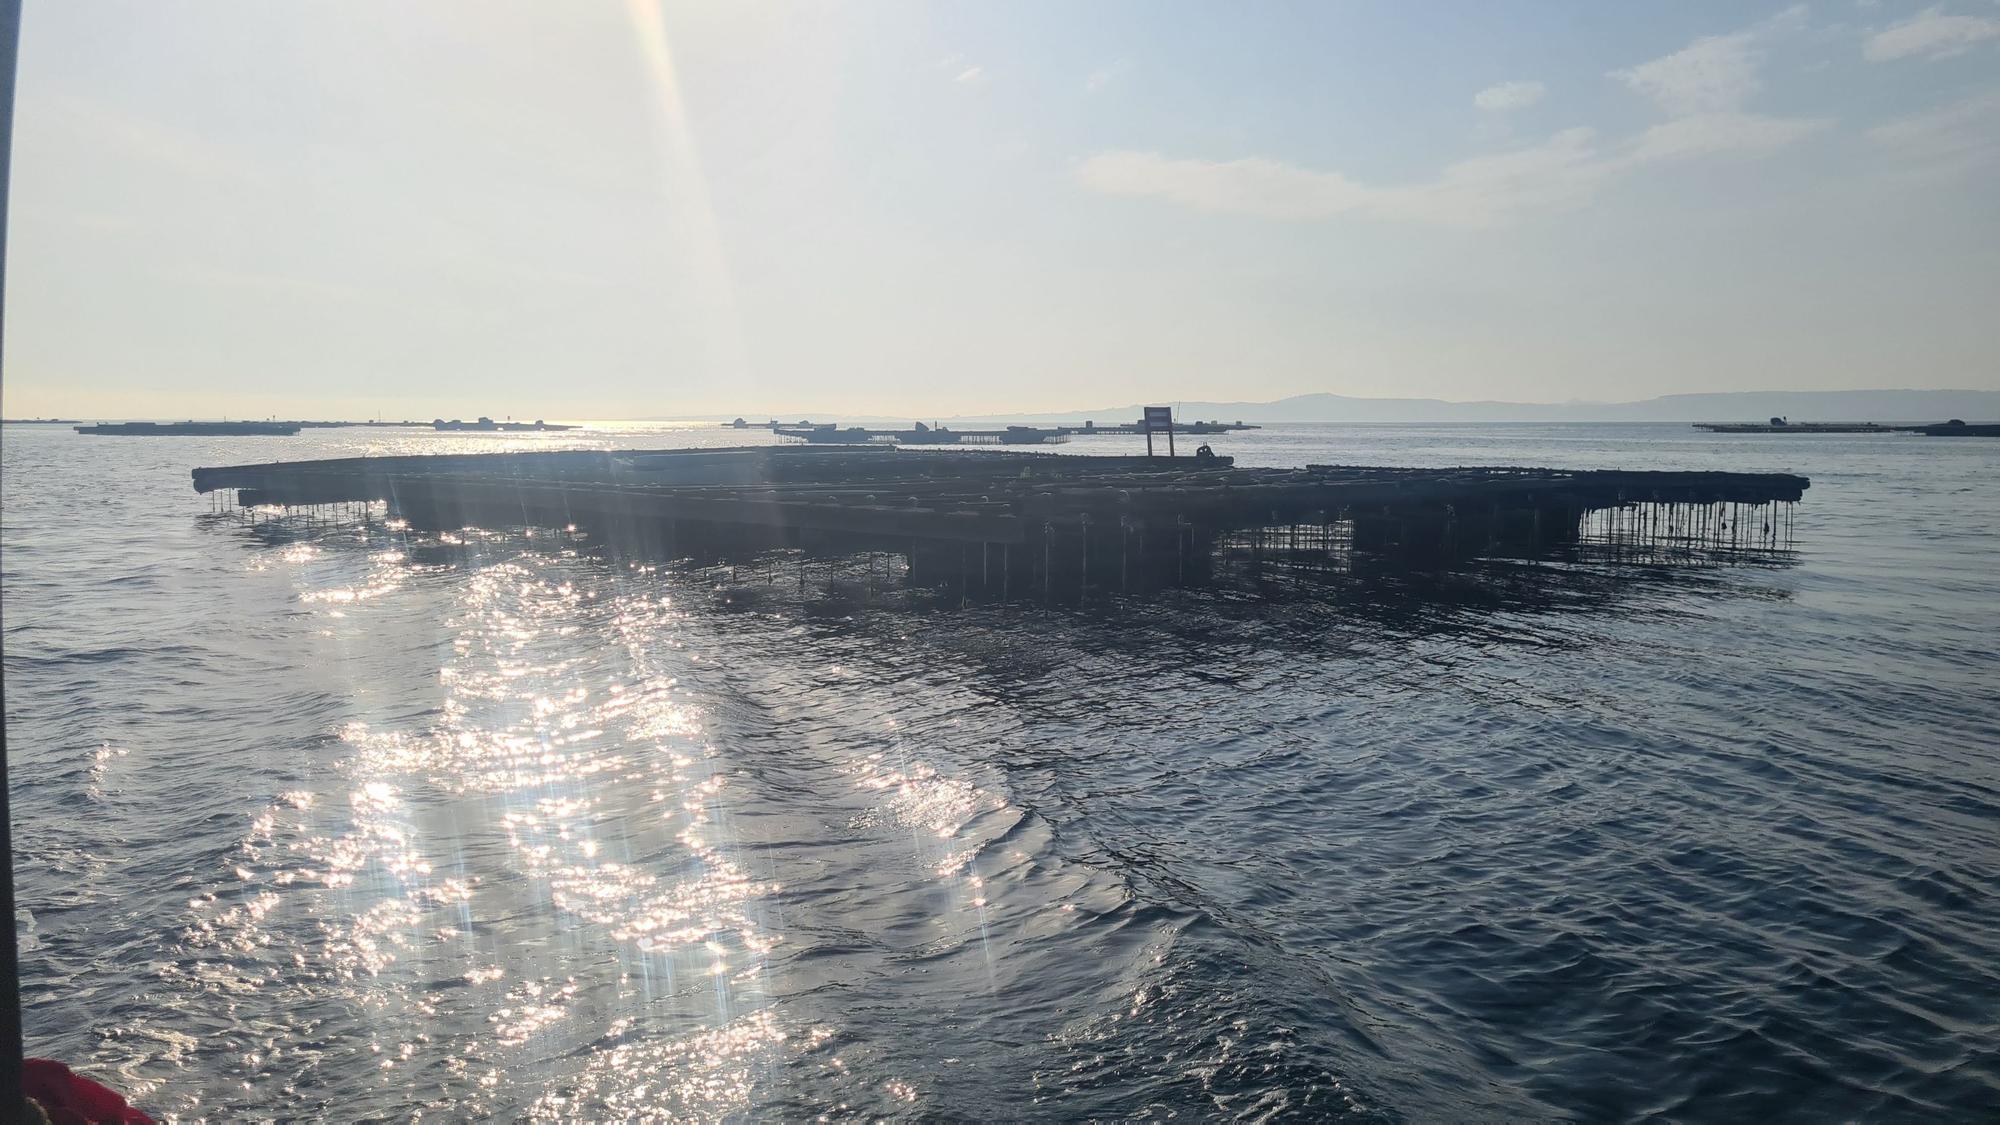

[75,421,301,436]
[1908,419,2000,437]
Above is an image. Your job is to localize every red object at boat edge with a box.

[22,1059,156,1125]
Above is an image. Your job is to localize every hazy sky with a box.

[4,1,1997,419]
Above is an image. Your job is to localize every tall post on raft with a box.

[1142,406,1174,458]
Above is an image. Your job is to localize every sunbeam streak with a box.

[623,0,753,398]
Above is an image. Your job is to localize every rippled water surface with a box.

[4,421,1998,1120]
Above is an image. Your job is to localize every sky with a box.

[3,0,1997,420]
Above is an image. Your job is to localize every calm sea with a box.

[3,421,1997,1120]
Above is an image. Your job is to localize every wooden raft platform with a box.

[192,447,1809,593]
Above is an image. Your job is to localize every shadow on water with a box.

[207,498,1799,632]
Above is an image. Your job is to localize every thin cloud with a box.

[1865,88,2000,172]
[1610,5,1807,116]
[1078,150,1376,222]
[1864,6,2000,60]
[953,65,988,84]
[1474,81,1547,112]
[1626,111,1830,163]
[1081,9,1833,228]
[154,265,374,304]
[1085,60,1132,94]
[1075,112,1825,229]
[34,93,270,184]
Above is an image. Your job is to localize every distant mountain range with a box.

[996,389,2000,425]
[684,389,2000,426]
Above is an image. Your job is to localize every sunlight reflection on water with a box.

[164,534,825,1114]
[161,522,1030,1116]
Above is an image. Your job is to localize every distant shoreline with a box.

[626,388,2000,427]
[12,387,1997,429]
